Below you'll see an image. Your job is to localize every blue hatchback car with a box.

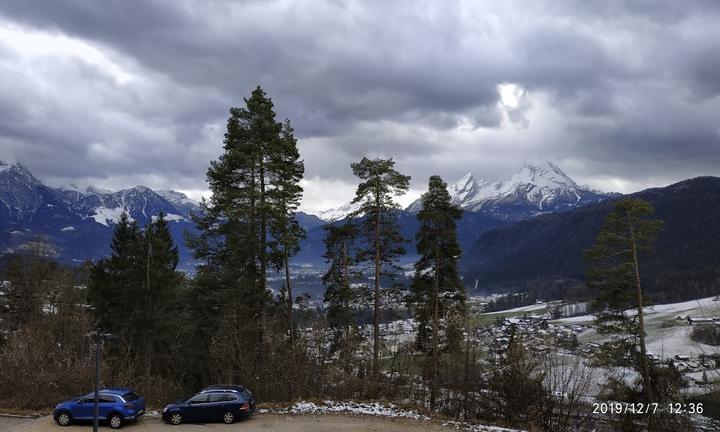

[53,388,146,429]
[162,385,256,425]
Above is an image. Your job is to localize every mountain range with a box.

[0,160,203,269]
[0,158,611,274]
[309,160,611,221]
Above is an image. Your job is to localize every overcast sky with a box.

[1,0,719,211]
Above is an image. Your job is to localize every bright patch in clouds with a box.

[498,83,523,108]
[0,19,134,84]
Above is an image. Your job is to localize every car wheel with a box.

[56,411,72,426]
[109,413,123,429]
[169,412,182,425]
[223,411,235,424]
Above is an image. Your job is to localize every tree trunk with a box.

[342,240,351,374]
[284,244,294,345]
[463,318,470,420]
[373,195,381,379]
[628,213,653,400]
[430,243,440,409]
[259,163,267,294]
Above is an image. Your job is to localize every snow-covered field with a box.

[556,296,720,360]
[483,301,558,315]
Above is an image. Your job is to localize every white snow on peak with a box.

[307,201,363,222]
[91,207,132,226]
[449,172,478,202]
[156,189,199,206]
[509,160,577,189]
[408,160,607,215]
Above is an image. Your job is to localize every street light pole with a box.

[91,332,115,432]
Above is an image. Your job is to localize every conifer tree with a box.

[586,198,663,399]
[89,213,144,340]
[186,86,303,384]
[409,175,465,409]
[350,157,410,378]
[322,221,362,373]
[88,212,183,378]
[268,120,305,343]
[141,213,183,376]
[322,222,358,333]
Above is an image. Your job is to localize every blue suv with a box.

[162,385,256,425]
[53,388,146,429]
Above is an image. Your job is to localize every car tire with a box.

[169,412,182,425]
[223,411,235,424]
[55,411,72,426]
[108,413,123,429]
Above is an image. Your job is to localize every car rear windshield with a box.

[123,392,141,402]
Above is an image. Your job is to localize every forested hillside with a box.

[463,176,720,303]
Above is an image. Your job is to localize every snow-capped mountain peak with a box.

[0,159,40,184]
[509,160,577,189]
[449,172,478,202]
[406,161,610,220]
[307,201,363,222]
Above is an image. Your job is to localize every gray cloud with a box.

[0,0,719,209]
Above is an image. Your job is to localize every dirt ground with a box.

[2,413,458,432]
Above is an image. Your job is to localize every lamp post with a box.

[92,331,116,432]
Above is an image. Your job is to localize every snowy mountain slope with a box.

[306,201,363,222]
[406,161,611,220]
[55,184,193,226]
[0,159,327,269]
[0,159,200,267]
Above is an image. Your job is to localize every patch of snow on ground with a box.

[259,400,524,431]
[155,213,186,222]
[91,207,130,226]
[484,302,554,315]
[287,400,430,420]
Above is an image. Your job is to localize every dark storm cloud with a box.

[0,0,719,208]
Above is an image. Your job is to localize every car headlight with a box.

[163,406,168,413]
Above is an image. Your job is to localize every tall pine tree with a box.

[350,157,410,378]
[322,221,362,373]
[585,198,663,400]
[268,119,305,344]
[409,175,465,409]
[141,213,183,376]
[186,86,304,386]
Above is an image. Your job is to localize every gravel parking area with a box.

[0,416,37,432]
[3,413,457,432]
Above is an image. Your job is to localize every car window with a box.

[221,393,237,402]
[188,393,210,404]
[207,393,226,403]
[99,395,116,404]
[123,392,140,402]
